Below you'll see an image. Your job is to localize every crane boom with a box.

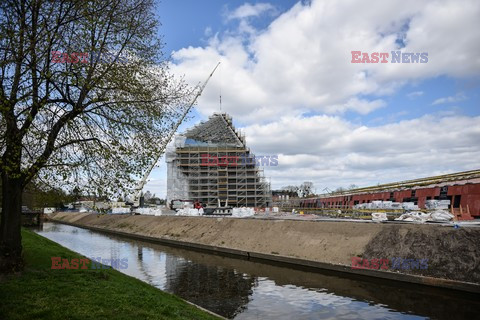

[132,62,221,204]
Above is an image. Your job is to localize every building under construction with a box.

[166,113,271,208]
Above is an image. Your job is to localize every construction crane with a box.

[322,187,333,195]
[130,62,221,207]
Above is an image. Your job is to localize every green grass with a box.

[0,229,220,320]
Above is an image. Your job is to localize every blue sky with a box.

[157,0,299,55]
[144,0,480,198]
[359,75,480,126]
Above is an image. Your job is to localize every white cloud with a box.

[147,113,479,197]
[407,91,423,99]
[225,3,277,21]
[432,92,467,105]
[159,0,480,196]
[171,0,480,123]
[326,97,386,115]
[204,26,213,37]
[244,114,480,190]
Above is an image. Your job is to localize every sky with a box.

[144,0,480,198]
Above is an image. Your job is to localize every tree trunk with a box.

[0,172,24,273]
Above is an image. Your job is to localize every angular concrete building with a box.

[166,113,271,208]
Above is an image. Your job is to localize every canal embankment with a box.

[0,228,221,320]
[49,212,480,293]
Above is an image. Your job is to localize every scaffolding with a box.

[166,113,272,208]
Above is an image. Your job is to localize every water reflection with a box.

[165,257,255,318]
[33,223,480,319]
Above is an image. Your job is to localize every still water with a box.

[34,222,479,319]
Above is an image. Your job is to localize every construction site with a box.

[166,113,272,210]
[5,2,480,319]
[296,169,480,220]
[41,70,480,319]
[113,63,478,222]
[45,62,478,223]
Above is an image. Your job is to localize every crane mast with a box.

[132,62,221,205]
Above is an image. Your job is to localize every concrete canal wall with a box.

[48,212,480,293]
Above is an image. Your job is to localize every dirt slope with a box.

[49,212,480,284]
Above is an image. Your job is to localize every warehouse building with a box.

[300,170,480,219]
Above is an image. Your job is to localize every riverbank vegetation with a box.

[0,229,219,320]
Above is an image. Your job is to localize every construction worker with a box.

[194,200,202,209]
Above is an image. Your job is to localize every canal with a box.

[34,222,479,319]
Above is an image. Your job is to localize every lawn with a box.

[0,228,220,320]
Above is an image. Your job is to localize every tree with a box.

[281,185,299,193]
[0,0,190,272]
[335,187,346,193]
[22,181,74,209]
[298,181,314,197]
[143,190,152,201]
[282,182,314,198]
[71,186,82,202]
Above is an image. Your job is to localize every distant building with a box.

[300,169,480,218]
[272,190,298,201]
[166,113,271,208]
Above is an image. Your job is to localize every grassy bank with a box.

[0,229,220,320]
